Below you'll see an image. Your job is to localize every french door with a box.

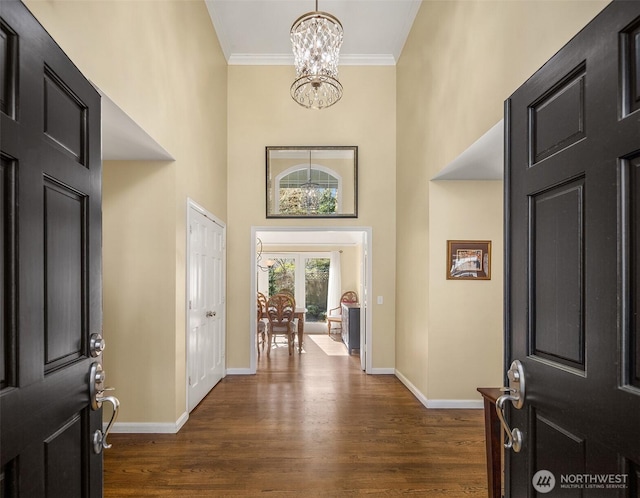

[257,253,330,322]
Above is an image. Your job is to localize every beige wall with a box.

[23,0,613,426]
[396,0,609,402]
[25,0,228,424]
[227,65,396,371]
[428,181,504,399]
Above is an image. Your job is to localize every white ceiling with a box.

[205,0,422,65]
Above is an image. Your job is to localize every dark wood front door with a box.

[1,1,103,496]
[505,1,640,496]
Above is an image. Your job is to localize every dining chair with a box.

[257,293,268,355]
[326,291,358,334]
[266,293,296,356]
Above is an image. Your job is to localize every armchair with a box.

[326,291,358,334]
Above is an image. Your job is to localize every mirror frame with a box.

[266,146,358,219]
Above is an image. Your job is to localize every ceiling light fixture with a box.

[300,150,321,213]
[290,0,343,110]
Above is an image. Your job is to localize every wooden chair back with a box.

[340,291,358,304]
[326,291,358,334]
[257,292,268,317]
[256,294,267,354]
[266,293,296,356]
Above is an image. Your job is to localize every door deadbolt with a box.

[90,333,106,357]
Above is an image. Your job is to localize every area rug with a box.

[307,334,349,356]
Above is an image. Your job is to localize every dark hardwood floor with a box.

[105,334,487,497]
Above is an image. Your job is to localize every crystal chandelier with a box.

[300,151,320,213]
[290,0,343,110]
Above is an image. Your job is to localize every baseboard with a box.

[395,369,429,408]
[425,399,483,409]
[108,411,189,434]
[394,369,482,410]
[225,367,253,375]
[370,367,395,374]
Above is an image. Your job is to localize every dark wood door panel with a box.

[43,178,87,372]
[623,154,640,390]
[622,17,640,117]
[0,155,16,392]
[528,62,586,165]
[0,2,103,496]
[43,68,88,165]
[0,17,18,120]
[506,1,640,494]
[530,178,585,369]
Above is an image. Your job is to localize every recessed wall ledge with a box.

[95,85,175,162]
[431,120,503,181]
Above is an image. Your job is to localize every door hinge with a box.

[188,376,192,386]
[189,225,193,234]
[189,300,192,310]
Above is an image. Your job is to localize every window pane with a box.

[278,168,339,215]
[305,258,330,322]
[269,258,295,298]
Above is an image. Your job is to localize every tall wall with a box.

[227,65,396,371]
[25,0,228,425]
[396,0,610,403]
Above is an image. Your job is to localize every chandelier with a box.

[300,151,321,213]
[290,0,343,110]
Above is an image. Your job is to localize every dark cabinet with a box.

[341,303,360,354]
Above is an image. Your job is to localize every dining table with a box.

[260,308,306,353]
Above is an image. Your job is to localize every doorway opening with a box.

[251,227,372,374]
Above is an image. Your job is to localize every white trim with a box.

[395,368,429,408]
[395,369,483,410]
[391,0,422,62]
[370,368,395,375]
[185,198,227,416]
[426,399,483,409]
[226,53,397,66]
[108,412,189,434]
[226,368,253,375]
[187,198,226,228]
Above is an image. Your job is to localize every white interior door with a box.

[188,205,225,412]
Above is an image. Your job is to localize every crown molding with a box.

[227,53,397,66]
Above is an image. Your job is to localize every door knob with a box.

[496,360,525,452]
[206,311,216,317]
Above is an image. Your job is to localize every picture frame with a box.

[446,240,491,280]
[266,146,358,218]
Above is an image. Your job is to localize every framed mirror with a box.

[266,146,358,218]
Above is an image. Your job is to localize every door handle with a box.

[206,310,216,317]
[496,359,525,452]
[89,361,120,454]
[93,394,120,453]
